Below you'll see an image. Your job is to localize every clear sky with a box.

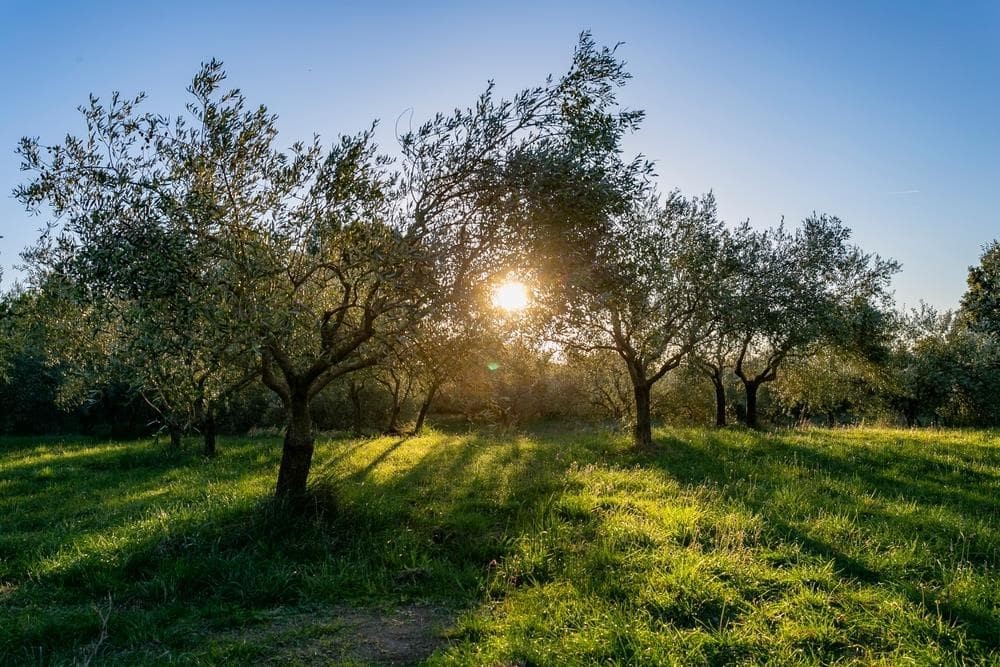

[1,1,997,309]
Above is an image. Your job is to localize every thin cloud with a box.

[888,189,920,195]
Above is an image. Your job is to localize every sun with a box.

[492,280,530,312]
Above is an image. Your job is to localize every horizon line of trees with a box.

[1,33,997,507]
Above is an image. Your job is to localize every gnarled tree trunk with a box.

[632,382,653,449]
[275,392,314,501]
[263,341,379,505]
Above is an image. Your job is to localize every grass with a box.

[1,425,998,665]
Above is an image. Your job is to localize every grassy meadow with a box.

[1,425,998,665]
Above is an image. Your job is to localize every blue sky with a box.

[2,1,997,309]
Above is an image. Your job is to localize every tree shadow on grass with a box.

[641,428,1000,651]
[1,430,570,664]
[11,425,996,663]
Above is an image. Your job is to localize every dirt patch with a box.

[220,603,458,666]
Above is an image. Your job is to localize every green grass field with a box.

[1,425,998,665]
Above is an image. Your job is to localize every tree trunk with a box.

[384,372,413,435]
[632,382,653,449]
[168,424,182,451]
[202,414,217,458]
[275,394,315,502]
[413,382,439,435]
[386,399,402,434]
[711,373,727,427]
[194,391,216,458]
[348,380,364,436]
[743,380,761,429]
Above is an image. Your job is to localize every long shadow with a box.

[308,438,371,480]
[340,437,409,483]
[642,428,1000,649]
[1,438,295,591]
[1,430,564,663]
[12,425,994,662]
[2,443,217,543]
[777,430,1000,501]
[317,432,563,576]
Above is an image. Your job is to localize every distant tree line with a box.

[2,33,998,507]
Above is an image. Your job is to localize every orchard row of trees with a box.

[2,284,996,436]
[2,35,997,503]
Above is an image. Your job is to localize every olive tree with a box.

[406,306,495,434]
[548,192,731,448]
[17,35,644,501]
[725,216,898,428]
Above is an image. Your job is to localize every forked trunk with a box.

[386,400,403,434]
[275,395,315,502]
[385,373,412,435]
